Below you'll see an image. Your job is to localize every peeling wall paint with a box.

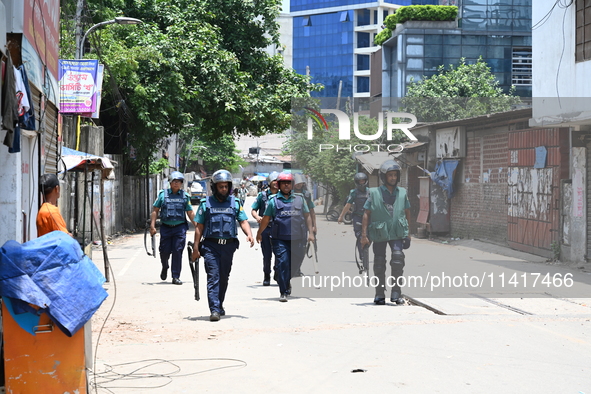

[507,167,553,221]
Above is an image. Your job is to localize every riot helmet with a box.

[379,160,401,186]
[354,172,368,192]
[211,169,233,199]
[170,171,184,182]
[293,173,306,191]
[267,171,280,183]
[276,172,293,184]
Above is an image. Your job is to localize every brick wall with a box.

[450,133,509,244]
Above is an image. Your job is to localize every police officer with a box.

[251,171,279,286]
[361,160,411,305]
[338,172,369,260]
[150,171,195,285]
[293,173,317,235]
[256,172,315,302]
[192,169,254,321]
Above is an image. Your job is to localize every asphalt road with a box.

[88,197,591,393]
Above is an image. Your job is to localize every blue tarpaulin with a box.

[430,159,460,198]
[0,231,108,336]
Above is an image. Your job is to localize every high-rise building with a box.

[291,1,418,99]
[381,0,532,98]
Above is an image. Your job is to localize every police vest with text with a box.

[160,189,188,222]
[271,195,307,241]
[203,195,238,239]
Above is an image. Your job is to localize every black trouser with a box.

[372,239,405,298]
[353,217,363,256]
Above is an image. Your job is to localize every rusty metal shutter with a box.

[30,84,60,174]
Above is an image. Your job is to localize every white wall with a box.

[0,150,23,246]
[533,2,591,98]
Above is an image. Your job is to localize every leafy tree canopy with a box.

[402,57,521,122]
[61,0,320,174]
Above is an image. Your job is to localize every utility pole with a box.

[75,0,84,59]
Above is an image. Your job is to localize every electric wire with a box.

[86,242,247,393]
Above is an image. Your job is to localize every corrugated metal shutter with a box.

[30,84,60,174]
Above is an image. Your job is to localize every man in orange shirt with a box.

[36,174,71,237]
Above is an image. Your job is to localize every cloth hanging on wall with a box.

[1,53,18,141]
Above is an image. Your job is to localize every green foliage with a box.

[60,0,321,175]
[395,5,458,24]
[402,57,521,122]
[149,157,170,175]
[374,29,393,47]
[179,130,245,174]
[374,6,457,46]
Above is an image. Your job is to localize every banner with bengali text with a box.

[58,59,99,114]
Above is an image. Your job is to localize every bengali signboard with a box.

[58,59,98,114]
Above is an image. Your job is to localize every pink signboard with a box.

[58,60,99,114]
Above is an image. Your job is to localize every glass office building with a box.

[382,0,532,98]
[292,1,420,99]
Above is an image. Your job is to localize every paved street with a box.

[89,197,591,393]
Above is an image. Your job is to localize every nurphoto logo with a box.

[305,108,418,153]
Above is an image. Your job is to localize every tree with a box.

[60,0,320,174]
[402,57,521,122]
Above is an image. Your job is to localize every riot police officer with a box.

[251,171,279,286]
[293,173,317,235]
[150,171,195,285]
[256,172,315,302]
[338,172,369,259]
[361,160,411,305]
[192,169,254,321]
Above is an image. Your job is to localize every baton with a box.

[187,241,200,301]
[144,219,156,258]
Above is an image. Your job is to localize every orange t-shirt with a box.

[36,202,69,237]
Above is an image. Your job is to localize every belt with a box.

[161,222,186,228]
[204,238,237,245]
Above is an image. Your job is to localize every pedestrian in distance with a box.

[238,181,248,207]
[338,172,369,258]
[361,160,411,305]
[256,172,315,302]
[150,171,195,285]
[192,169,254,321]
[251,171,280,286]
[37,174,72,237]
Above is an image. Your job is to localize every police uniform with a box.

[251,189,277,280]
[263,192,309,296]
[195,195,248,315]
[153,188,193,281]
[363,185,410,301]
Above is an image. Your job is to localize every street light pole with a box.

[76,17,143,59]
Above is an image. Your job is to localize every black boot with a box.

[263,273,271,286]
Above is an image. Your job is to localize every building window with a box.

[357,54,370,70]
[357,77,370,93]
[576,0,591,61]
[512,47,532,85]
[357,9,371,26]
[357,32,370,48]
